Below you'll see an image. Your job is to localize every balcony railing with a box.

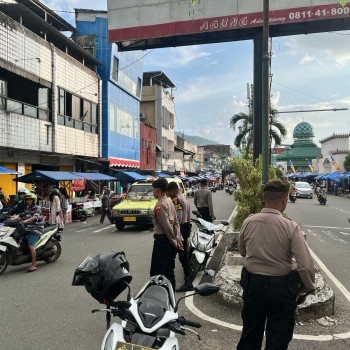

[1,97,50,121]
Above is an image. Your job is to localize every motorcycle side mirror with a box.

[174,283,220,312]
[220,221,229,226]
[195,283,220,296]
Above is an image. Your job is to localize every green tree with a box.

[229,107,287,159]
[344,152,350,172]
[231,156,280,230]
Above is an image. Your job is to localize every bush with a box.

[230,156,279,230]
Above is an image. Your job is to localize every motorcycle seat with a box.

[137,285,172,328]
[138,285,171,311]
[43,224,57,233]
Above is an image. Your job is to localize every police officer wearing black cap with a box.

[237,179,315,350]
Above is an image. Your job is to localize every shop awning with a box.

[324,171,342,180]
[13,170,83,183]
[155,172,169,178]
[109,157,140,168]
[0,166,22,175]
[114,171,146,183]
[71,172,116,181]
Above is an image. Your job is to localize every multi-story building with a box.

[140,71,176,171]
[75,9,143,170]
[318,133,350,173]
[0,0,100,195]
[140,121,157,171]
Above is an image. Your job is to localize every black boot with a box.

[176,278,194,292]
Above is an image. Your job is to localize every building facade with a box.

[140,71,176,171]
[75,9,143,169]
[0,1,100,195]
[140,121,157,171]
[276,122,321,173]
[318,133,350,173]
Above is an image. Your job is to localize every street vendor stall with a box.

[70,172,116,215]
[13,170,84,223]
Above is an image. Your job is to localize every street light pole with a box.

[262,0,270,185]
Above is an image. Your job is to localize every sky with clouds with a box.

[42,0,350,148]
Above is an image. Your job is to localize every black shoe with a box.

[176,283,194,292]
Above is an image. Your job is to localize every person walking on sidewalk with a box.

[167,181,194,292]
[100,188,113,224]
[193,178,216,222]
[49,189,64,233]
[237,179,315,350]
[150,178,183,290]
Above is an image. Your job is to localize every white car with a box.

[294,182,313,199]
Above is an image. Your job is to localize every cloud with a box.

[146,46,211,69]
[281,32,350,66]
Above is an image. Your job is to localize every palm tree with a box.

[230,107,287,159]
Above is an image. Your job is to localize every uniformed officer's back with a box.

[237,179,315,350]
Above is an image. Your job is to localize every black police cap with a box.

[263,180,290,193]
[152,178,168,191]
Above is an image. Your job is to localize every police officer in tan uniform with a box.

[237,179,315,350]
[150,178,183,290]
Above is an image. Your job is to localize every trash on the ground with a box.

[315,317,338,327]
[295,321,304,326]
[211,329,218,332]
[206,269,215,276]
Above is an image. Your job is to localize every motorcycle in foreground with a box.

[72,252,220,350]
[0,218,61,275]
[189,211,229,281]
[71,202,88,221]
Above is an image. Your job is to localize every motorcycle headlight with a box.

[196,243,207,252]
[103,330,114,350]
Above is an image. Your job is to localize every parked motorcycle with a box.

[189,211,229,282]
[72,252,220,350]
[72,202,88,221]
[0,219,61,275]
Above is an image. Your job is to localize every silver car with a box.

[294,182,313,199]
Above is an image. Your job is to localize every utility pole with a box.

[262,0,270,185]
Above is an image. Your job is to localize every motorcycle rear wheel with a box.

[44,240,62,263]
[190,257,201,282]
[0,253,8,275]
[79,212,88,221]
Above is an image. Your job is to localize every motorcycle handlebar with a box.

[178,316,201,328]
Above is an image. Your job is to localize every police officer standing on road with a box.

[237,179,315,350]
[167,181,194,292]
[194,178,216,222]
[150,178,183,290]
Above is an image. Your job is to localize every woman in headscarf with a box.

[100,188,113,224]
[49,188,65,232]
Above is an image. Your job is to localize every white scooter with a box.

[72,252,220,350]
[0,219,61,275]
[189,211,229,281]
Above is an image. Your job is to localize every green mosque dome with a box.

[293,122,314,138]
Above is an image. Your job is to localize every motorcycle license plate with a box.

[123,217,136,222]
[115,341,155,350]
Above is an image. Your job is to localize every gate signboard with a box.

[108,0,350,47]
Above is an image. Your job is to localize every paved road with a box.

[0,190,235,350]
[1,191,349,350]
[286,194,350,291]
